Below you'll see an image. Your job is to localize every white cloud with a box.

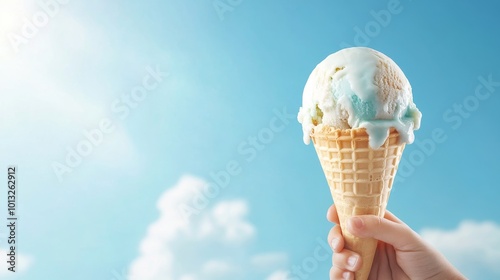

[202,260,235,276]
[128,175,288,280]
[266,270,290,280]
[0,248,33,276]
[212,200,256,243]
[251,252,288,272]
[420,220,500,278]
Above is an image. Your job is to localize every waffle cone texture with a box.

[311,125,405,280]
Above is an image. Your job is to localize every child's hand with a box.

[327,205,466,280]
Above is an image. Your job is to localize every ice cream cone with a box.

[311,125,405,280]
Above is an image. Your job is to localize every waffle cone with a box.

[311,125,405,280]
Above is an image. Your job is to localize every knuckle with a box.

[372,216,384,236]
[332,251,344,266]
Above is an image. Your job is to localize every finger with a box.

[332,249,362,272]
[347,215,421,251]
[327,204,334,222]
[327,204,340,224]
[330,266,353,280]
[328,224,344,253]
[384,209,404,224]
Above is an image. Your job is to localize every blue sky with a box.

[0,0,500,279]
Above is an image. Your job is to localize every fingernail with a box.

[331,238,339,251]
[342,271,351,280]
[347,256,358,269]
[349,217,364,230]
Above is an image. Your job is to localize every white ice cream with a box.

[297,47,421,148]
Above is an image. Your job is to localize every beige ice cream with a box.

[298,47,421,148]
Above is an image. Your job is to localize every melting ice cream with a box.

[298,47,421,148]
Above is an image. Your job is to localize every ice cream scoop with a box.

[297,47,421,148]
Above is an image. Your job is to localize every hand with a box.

[327,204,466,280]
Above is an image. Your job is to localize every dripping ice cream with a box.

[297,47,421,148]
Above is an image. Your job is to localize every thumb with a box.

[347,215,422,251]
